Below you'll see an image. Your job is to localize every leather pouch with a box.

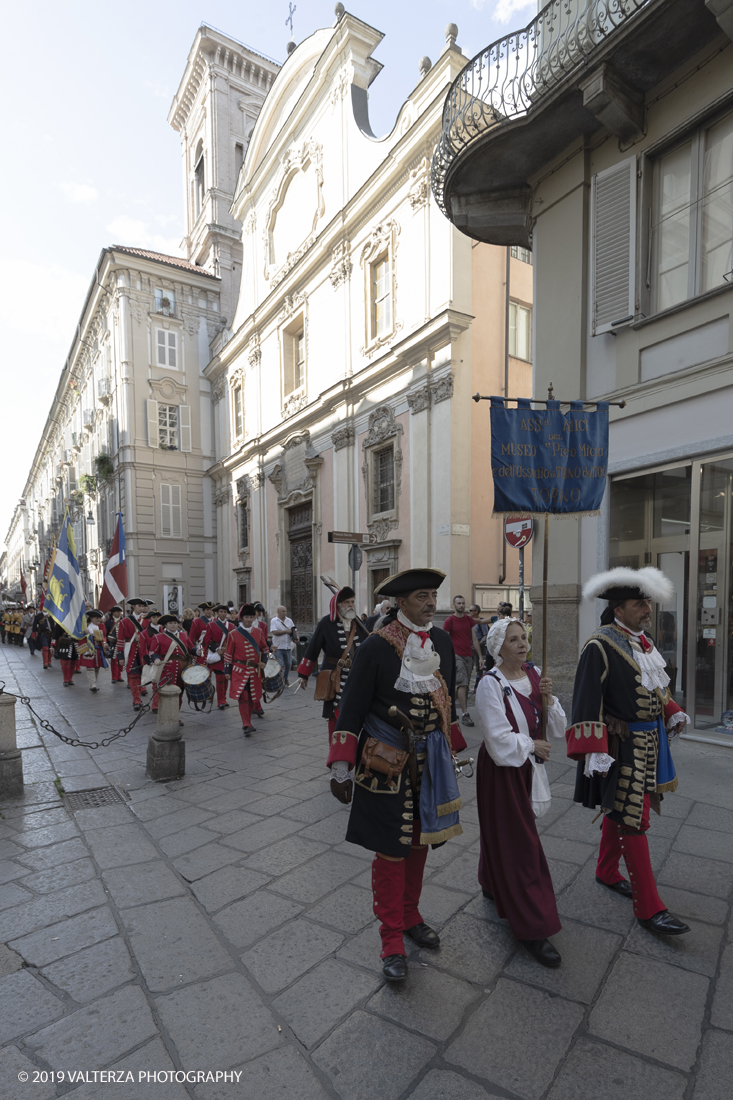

[314,667,338,702]
[361,737,409,784]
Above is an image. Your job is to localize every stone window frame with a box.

[360,219,401,358]
[235,476,251,557]
[361,404,403,538]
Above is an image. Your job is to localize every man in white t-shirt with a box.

[270,605,298,685]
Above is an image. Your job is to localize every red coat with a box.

[224,626,263,704]
[201,618,233,673]
[189,616,212,664]
[115,615,148,674]
[147,630,192,687]
[80,622,108,669]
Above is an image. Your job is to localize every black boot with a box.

[382,954,408,982]
[521,939,561,968]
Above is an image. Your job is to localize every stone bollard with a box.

[145,685,185,782]
[0,693,24,798]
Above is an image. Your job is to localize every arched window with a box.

[194,140,205,219]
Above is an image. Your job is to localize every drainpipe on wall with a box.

[498,246,510,586]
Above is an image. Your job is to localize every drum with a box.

[262,656,285,703]
[182,664,215,710]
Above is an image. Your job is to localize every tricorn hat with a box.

[583,567,674,606]
[158,614,180,627]
[127,597,146,606]
[239,603,256,617]
[375,569,447,599]
[87,609,103,620]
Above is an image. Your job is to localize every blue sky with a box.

[0,0,537,546]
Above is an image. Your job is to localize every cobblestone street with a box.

[0,643,731,1100]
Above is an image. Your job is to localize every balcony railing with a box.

[431,0,650,217]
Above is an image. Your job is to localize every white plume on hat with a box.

[582,566,674,604]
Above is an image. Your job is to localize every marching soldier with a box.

[223,604,265,736]
[201,604,234,709]
[115,597,149,710]
[147,614,192,716]
[329,569,467,981]
[298,587,369,741]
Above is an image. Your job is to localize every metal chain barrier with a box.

[0,680,151,749]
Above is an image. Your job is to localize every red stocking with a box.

[596,815,625,885]
[128,673,142,706]
[42,646,51,668]
[239,695,253,728]
[215,673,227,706]
[372,855,407,958]
[61,659,75,684]
[403,843,429,929]
[618,832,665,919]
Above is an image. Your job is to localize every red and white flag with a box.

[99,513,128,611]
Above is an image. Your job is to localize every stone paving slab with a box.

[240,917,343,993]
[546,1038,687,1100]
[272,957,381,1048]
[213,889,304,949]
[193,1046,331,1100]
[692,1029,733,1100]
[505,917,622,1003]
[368,965,480,1042]
[0,1045,57,1100]
[26,984,158,1067]
[710,944,733,1031]
[444,978,585,1099]
[102,861,187,908]
[624,916,724,977]
[10,905,118,967]
[0,879,107,942]
[121,898,232,992]
[588,952,709,1070]
[0,970,65,1044]
[658,850,733,898]
[40,936,135,1003]
[190,865,271,914]
[155,972,281,1069]
[312,1010,435,1100]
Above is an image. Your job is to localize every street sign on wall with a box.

[504,515,534,548]
[348,544,363,572]
[328,531,377,545]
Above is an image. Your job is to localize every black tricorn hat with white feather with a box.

[583,566,674,607]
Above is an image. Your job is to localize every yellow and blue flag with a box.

[45,512,87,639]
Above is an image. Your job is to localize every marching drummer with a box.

[146,614,192,718]
[202,603,235,710]
[223,603,265,737]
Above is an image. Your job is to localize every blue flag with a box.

[45,512,87,639]
[490,398,609,515]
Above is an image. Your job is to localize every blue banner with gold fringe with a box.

[490,398,609,515]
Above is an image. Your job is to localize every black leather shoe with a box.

[255,708,265,718]
[638,910,690,936]
[243,726,255,737]
[521,939,561,968]
[405,922,440,948]
[595,875,633,899]
[382,954,408,981]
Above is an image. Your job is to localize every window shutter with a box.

[156,330,167,366]
[167,332,177,369]
[171,485,182,538]
[147,399,159,447]
[179,405,192,451]
[161,483,171,537]
[591,156,636,335]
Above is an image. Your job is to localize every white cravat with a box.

[395,611,441,693]
[614,618,670,692]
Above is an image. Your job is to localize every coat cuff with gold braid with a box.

[450,721,468,754]
[327,729,359,767]
[298,657,315,677]
[566,721,608,760]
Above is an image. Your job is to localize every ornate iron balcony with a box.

[431,0,650,217]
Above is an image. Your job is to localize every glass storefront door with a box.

[609,455,733,740]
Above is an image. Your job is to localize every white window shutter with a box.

[168,332,177,368]
[156,330,167,365]
[591,156,636,335]
[147,399,159,447]
[179,405,192,451]
[161,483,171,537]
[171,485,182,538]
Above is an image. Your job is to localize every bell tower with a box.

[169,25,280,325]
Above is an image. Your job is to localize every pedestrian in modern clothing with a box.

[442,595,479,726]
[365,600,390,632]
[270,606,297,685]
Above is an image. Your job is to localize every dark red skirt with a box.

[476,742,561,941]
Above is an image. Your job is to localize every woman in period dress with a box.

[475,618,567,967]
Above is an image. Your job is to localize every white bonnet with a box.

[487,618,517,666]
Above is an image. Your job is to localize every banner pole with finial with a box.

[541,383,553,738]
